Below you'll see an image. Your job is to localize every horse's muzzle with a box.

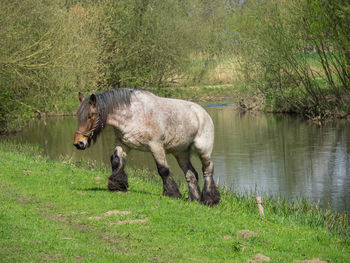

[73,133,89,150]
[73,141,87,150]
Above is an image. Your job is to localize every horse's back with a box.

[134,91,214,154]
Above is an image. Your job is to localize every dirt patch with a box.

[223,235,233,240]
[88,210,131,220]
[109,218,149,225]
[71,211,88,215]
[236,230,258,240]
[39,253,64,259]
[94,177,104,180]
[94,177,104,184]
[297,259,328,263]
[249,254,270,263]
[11,192,38,205]
[23,169,32,176]
[45,213,66,222]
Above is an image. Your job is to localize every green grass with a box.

[0,141,349,262]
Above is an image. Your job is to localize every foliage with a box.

[1,0,349,132]
[0,0,101,132]
[232,0,350,118]
[98,0,188,88]
[97,0,236,88]
[0,0,237,132]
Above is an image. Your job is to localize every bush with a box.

[98,0,199,88]
[0,0,236,132]
[232,0,350,118]
[0,0,100,131]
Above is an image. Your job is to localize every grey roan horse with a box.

[73,88,220,205]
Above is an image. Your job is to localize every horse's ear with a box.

[89,94,96,106]
[78,92,84,103]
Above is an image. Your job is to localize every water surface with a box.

[10,106,350,212]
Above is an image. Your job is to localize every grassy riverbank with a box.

[0,141,349,262]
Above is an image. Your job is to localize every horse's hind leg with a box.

[199,153,221,206]
[108,145,128,192]
[151,145,182,198]
[193,119,220,205]
[175,151,201,202]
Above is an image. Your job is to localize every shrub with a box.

[232,0,350,117]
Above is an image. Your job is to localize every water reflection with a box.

[10,107,350,212]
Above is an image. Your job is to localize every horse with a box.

[73,88,220,205]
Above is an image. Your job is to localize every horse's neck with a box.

[105,105,133,129]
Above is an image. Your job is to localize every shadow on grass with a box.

[78,187,109,192]
[77,187,159,197]
[128,189,160,197]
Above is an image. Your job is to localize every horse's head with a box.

[73,92,99,150]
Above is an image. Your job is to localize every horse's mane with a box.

[96,88,135,121]
[78,88,136,142]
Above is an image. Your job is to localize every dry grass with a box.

[205,58,242,84]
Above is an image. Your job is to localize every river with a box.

[9,105,350,213]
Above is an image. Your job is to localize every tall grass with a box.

[222,190,349,239]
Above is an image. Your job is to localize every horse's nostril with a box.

[73,141,85,150]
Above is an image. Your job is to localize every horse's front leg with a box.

[151,145,182,198]
[108,145,128,192]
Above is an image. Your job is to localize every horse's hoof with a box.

[108,180,128,192]
[201,189,221,206]
[163,191,182,199]
[187,191,201,202]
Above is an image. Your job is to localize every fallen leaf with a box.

[249,254,270,263]
[236,230,258,239]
